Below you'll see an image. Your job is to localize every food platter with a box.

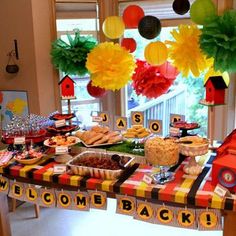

[80,140,123,148]
[46,125,78,134]
[43,136,80,148]
[14,150,44,165]
[170,121,200,130]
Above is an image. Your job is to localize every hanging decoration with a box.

[200,10,236,72]
[204,67,230,86]
[87,80,107,98]
[159,61,179,80]
[144,41,168,66]
[121,38,137,53]
[51,30,97,76]
[86,42,136,91]
[132,60,177,99]
[190,0,216,25]
[102,16,125,39]
[166,24,212,77]
[172,0,190,15]
[122,5,145,28]
[138,16,161,39]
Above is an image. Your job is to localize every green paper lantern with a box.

[190,0,216,25]
[200,10,236,72]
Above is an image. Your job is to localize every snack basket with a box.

[67,151,134,180]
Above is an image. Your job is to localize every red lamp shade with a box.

[123,5,145,28]
[121,38,137,53]
[87,80,107,98]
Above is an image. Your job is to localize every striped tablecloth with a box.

[0,152,235,211]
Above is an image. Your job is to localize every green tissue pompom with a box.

[51,30,97,76]
[200,10,236,72]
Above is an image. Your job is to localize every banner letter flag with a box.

[197,209,222,231]
[135,200,155,223]
[8,180,25,201]
[89,190,107,210]
[148,120,163,135]
[176,207,197,229]
[98,111,110,126]
[56,190,73,209]
[0,176,9,194]
[116,194,136,216]
[154,204,176,226]
[25,185,39,203]
[39,188,56,208]
[131,111,144,126]
[115,116,127,131]
[73,191,90,211]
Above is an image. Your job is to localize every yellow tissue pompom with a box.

[86,42,136,91]
[166,24,213,78]
[204,67,230,86]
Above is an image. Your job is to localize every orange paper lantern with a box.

[102,16,125,39]
[123,5,145,28]
[121,38,137,53]
[144,41,168,66]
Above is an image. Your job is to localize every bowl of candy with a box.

[14,149,43,165]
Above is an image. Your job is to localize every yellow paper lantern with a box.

[144,41,168,66]
[102,16,125,39]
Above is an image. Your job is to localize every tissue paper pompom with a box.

[86,42,136,91]
[132,60,177,99]
[200,10,236,72]
[51,30,97,76]
[166,25,212,77]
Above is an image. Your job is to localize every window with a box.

[119,0,207,137]
[55,2,101,128]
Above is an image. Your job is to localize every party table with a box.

[0,148,236,236]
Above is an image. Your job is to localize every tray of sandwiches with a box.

[75,125,123,148]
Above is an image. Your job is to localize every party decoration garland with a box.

[132,60,178,99]
[166,24,212,77]
[86,42,136,91]
[200,10,236,72]
[51,31,97,76]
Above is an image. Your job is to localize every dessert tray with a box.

[1,129,47,144]
[170,121,200,130]
[43,136,80,148]
[46,125,78,134]
[50,113,75,121]
[67,151,134,180]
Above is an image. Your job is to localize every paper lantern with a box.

[138,16,161,39]
[190,0,216,25]
[121,38,137,53]
[87,80,107,98]
[144,41,168,66]
[102,16,125,39]
[172,0,190,15]
[159,61,179,79]
[123,5,145,28]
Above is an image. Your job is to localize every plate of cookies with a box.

[122,125,151,139]
[75,125,123,148]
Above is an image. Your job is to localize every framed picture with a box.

[0,90,29,129]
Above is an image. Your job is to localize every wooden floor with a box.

[9,199,222,236]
